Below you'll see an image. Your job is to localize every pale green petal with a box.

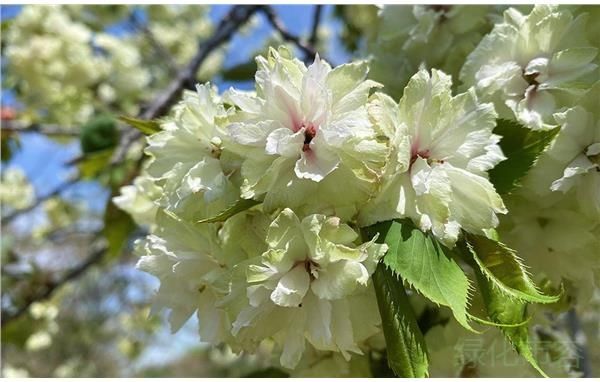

[311,261,369,300]
[228,120,283,146]
[280,307,308,368]
[294,138,340,182]
[444,164,507,234]
[271,265,311,307]
[265,127,304,157]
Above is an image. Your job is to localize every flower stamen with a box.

[302,122,317,152]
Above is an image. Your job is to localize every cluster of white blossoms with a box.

[0,168,35,211]
[460,5,598,130]
[116,45,510,370]
[4,5,220,126]
[4,6,103,125]
[115,5,600,375]
[365,5,510,98]
[470,6,600,306]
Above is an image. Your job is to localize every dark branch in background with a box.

[259,5,320,63]
[308,5,323,48]
[1,5,262,325]
[1,120,79,136]
[109,4,261,166]
[1,240,107,327]
[129,10,179,77]
[2,175,81,225]
[565,309,592,377]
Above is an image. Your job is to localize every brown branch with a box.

[260,5,319,63]
[109,5,262,167]
[1,120,79,136]
[1,240,107,327]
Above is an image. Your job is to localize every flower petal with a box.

[294,136,340,181]
[270,265,310,307]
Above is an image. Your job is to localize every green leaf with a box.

[363,219,474,331]
[372,263,429,377]
[472,266,549,377]
[102,198,136,260]
[1,315,41,349]
[119,115,161,136]
[77,149,114,179]
[221,60,257,82]
[197,198,260,224]
[489,119,560,195]
[1,133,20,162]
[464,233,560,304]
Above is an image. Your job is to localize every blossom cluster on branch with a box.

[106,4,597,377]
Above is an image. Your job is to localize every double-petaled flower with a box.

[359,69,507,246]
[224,47,387,219]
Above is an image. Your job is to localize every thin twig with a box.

[1,240,107,327]
[2,175,81,225]
[129,10,179,76]
[1,120,79,137]
[110,5,261,167]
[260,5,319,63]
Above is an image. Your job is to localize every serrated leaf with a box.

[196,198,260,224]
[363,219,474,332]
[119,116,161,136]
[489,119,560,194]
[464,233,560,304]
[221,60,257,82]
[372,263,429,377]
[473,266,549,377]
[103,198,136,260]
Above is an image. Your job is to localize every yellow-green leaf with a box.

[119,116,161,136]
[473,266,549,377]
[464,233,560,304]
[197,198,260,224]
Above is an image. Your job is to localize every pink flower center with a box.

[409,140,445,170]
[410,139,431,169]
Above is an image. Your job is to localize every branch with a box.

[0,6,263,324]
[308,5,323,48]
[129,11,179,76]
[260,6,319,63]
[1,120,79,136]
[110,5,262,167]
[566,309,592,377]
[1,240,107,327]
[2,175,81,225]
